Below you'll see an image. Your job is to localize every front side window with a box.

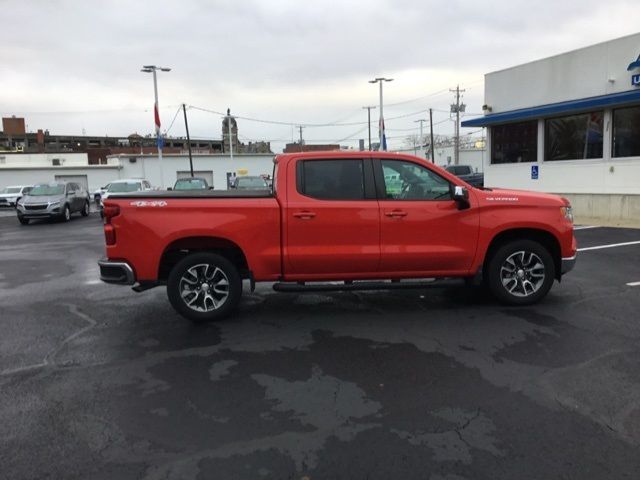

[491,121,538,164]
[613,105,640,158]
[545,111,603,161]
[381,160,451,200]
[1,187,21,194]
[298,159,364,200]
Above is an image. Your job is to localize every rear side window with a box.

[297,159,365,200]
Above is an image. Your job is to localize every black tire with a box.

[167,252,242,322]
[486,239,555,306]
[81,201,90,217]
[61,204,71,222]
[18,216,29,225]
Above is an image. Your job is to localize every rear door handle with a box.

[385,210,407,218]
[293,211,316,219]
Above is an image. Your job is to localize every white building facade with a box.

[0,153,275,192]
[462,33,640,221]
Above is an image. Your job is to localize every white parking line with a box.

[574,226,600,230]
[627,281,640,287]
[578,240,640,252]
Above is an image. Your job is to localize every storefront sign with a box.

[628,54,640,87]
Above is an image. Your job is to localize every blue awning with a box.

[461,89,640,127]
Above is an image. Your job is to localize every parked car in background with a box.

[170,177,212,191]
[17,182,90,224]
[0,185,33,208]
[93,184,111,206]
[231,175,270,190]
[99,179,152,218]
[444,165,484,188]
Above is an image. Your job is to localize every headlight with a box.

[49,201,60,207]
[17,200,24,207]
[561,206,574,223]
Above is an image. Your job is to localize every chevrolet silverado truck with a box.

[98,151,577,322]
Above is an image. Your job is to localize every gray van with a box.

[17,182,91,225]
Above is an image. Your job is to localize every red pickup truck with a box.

[99,151,577,322]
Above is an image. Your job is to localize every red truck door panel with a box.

[374,158,479,274]
[285,158,380,275]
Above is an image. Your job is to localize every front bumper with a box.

[561,255,577,274]
[0,198,18,207]
[17,203,62,218]
[98,258,136,285]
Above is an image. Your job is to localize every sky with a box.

[1,0,639,152]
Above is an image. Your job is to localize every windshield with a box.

[108,182,141,193]
[236,177,268,189]
[30,184,65,196]
[175,178,207,190]
[1,187,21,194]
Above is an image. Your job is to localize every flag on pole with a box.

[379,117,387,151]
[154,103,161,134]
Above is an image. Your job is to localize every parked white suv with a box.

[99,179,153,217]
[0,185,33,208]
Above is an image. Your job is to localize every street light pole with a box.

[362,106,376,151]
[368,78,393,151]
[141,65,171,188]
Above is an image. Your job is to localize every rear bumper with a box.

[98,258,136,285]
[561,255,577,274]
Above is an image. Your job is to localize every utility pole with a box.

[429,108,435,164]
[226,109,234,161]
[141,65,171,188]
[450,85,466,165]
[362,106,376,151]
[414,119,426,158]
[298,125,304,152]
[182,104,193,177]
[368,77,393,150]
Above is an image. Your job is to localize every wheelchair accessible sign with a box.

[531,165,539,180]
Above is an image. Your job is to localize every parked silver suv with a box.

[17,182,91,225]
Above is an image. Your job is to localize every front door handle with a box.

[385,210,407,218]
[293,211,316,219]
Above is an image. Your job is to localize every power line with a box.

[188,104,430,128]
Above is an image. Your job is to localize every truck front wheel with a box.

[167,252,242,322]
[486,240,555,305]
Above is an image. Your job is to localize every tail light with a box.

[103,204,120,222]
[103,203,120,246]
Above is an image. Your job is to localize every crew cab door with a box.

[284,158,380,276]
[374,158,479,275]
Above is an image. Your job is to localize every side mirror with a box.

[209,186,214,190]
[453,185,470,209]
[167,187,173,191]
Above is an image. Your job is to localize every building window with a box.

[545,111,603,161]
[490,121,537,164]
[612,105,640,158]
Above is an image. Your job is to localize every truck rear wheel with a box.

[167,252,242,322]
[486,239,555,305]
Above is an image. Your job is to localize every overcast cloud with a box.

[1,0,639,151]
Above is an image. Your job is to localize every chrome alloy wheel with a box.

[179,263,230,312]
[500,251,546,297]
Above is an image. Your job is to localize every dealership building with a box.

[462,33,640,222]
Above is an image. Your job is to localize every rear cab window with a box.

[296,159,375,200]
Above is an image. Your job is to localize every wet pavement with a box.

[1,214,639,479]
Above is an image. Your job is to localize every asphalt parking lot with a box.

[1,213,639,480]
